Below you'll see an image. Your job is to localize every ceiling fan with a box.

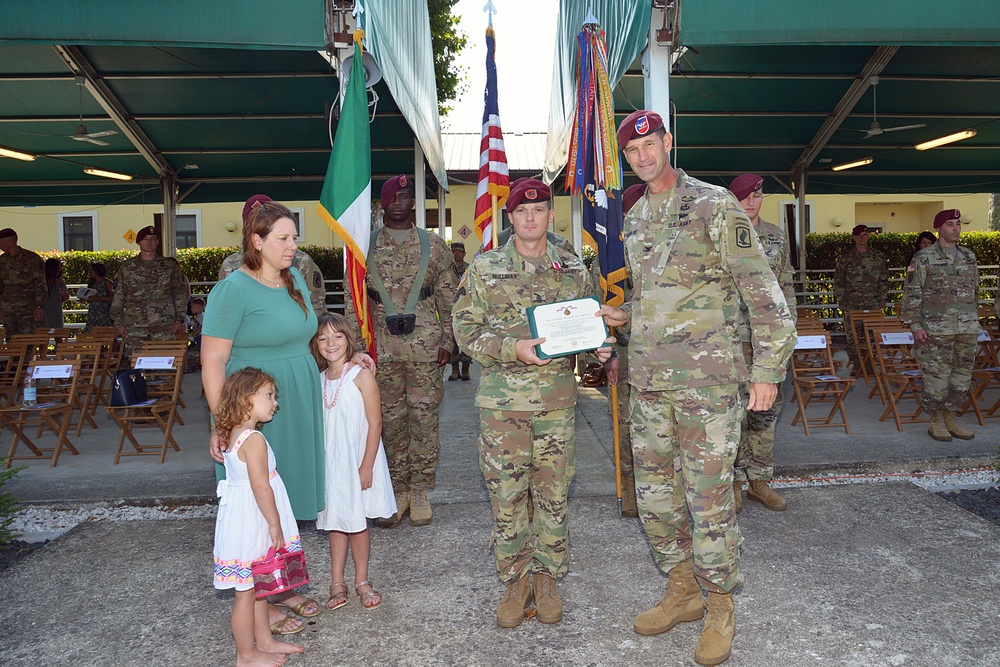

[854,76,926,139]
[22,75,119,146]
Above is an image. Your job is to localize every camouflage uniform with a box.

[449,260,472,368]
[901,244,980,411]
[620,171,796,593]
[345,226,456,492]
[736,219,797,482]
[453,238,592,582]
[0,246,46,339]
[219,249,328,317]
[110,255,188,346]
[833,246,888,368]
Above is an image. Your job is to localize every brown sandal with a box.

[328,581,349,610]
[355,580,382,610]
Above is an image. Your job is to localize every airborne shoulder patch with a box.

[726,214,761,258]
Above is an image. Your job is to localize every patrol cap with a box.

[451,241,465,251]
[729,173,764,202]
[242,194,273,224]
[622,183,645,214]
[0,228,16,240]
[616,110,664,148]
[136,226,158,242]
[380,174,413,210]
[851,224,869,235]
[933,208,961,229]
[506,178,551,211]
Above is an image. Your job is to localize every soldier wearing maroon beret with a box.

[0,228,47,339]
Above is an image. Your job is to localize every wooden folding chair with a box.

[135,340,188,417]
[107,353,184,464]
[78,331,123,409]
[872,330,927,430]
[962,328,1000,421]
[0,333,50,406]
[789,332,855,435]
[1,359,82,468]
[849,311,896,386]
[53,340,105,437]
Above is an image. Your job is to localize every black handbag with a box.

[111,369,148,406]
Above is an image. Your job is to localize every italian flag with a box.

[318,35,375,357]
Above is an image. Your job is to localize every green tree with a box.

[428,0,468,116]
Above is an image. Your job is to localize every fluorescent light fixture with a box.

[83,167,133,181]
[914,129,977,151]
[831,157,874,172]
[0,146,36,161]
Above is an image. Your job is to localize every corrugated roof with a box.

[442,132,547,174]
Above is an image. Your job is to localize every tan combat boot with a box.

[733,481,743,514]
[943,410,975,440]
[694,591,735,666]
[496,574,533,628]
[376,489,409,528]
[927,410,953,442]
[621,478,639,518]
[533,572,562,624]
[747,479,787,511]
[460,362,471,381]
[634,559,705,636]
[409,489,433,526]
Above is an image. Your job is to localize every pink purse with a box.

[250,547,309,599]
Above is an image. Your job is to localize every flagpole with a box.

[611,381,622,516]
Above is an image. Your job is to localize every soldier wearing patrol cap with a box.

[833,223,888,374]
[729,173,797,514]
[0,228,47,340]
[902,208,979,442]
[454,177,612,629]
[111,225,188,349]
[345,174,457,528]
[218,194,329,317]
[598,110,796,666]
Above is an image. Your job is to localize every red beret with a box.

[616,110,664,149]
[380,174,413,210]
[506,178,551,211]
[136,226,158,243]
[933,208,961,229]
[242,194,273,224]
[622,184,645,214]
[851,225,868,235]
[729,174,764,202]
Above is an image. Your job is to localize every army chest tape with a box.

[366,227,432,336]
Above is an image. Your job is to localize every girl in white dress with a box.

[213,368,304,665]
[311,313,396,611]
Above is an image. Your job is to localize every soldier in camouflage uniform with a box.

[599,111,796,666]
[218,195,328,317]
[345,175,456,528]
[729,174,798,514]
[453,178,611,629]
[447,241,472,381]
[901,209,979,442]
[0,228,47,340]
[833,224,888,373]
[111,226,188,350]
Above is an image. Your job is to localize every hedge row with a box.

[805,231,1000,270]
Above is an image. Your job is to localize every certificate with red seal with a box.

[527,296,610,360]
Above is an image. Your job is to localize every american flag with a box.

[473,26,509,252]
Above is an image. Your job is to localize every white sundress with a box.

[213,429,303,591]
[315,365,396,532]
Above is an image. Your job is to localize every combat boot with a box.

[496,574,533,628]
[733,481,743,514]
[634,559,705,636]
[621,478,639,518]
[409,489,433,526]
[694,591,735,666]
[943,410,975,440]
[460,361,471,381]
[747,480,787,511]
[927,410,952,442]
[448,365,460,381]
[376,489,409,528]
[533,572,562,624]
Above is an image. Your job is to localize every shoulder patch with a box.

[735,221,753,249]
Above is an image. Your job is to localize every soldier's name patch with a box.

[490,273,518,280]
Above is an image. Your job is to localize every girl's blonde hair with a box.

[310,313,359,372]
[214,368,278,444]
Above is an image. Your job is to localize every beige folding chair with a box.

[789,332,855,435]
[1,359,82,468]
[107,353,184,464]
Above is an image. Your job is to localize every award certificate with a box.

[526,296,610,360]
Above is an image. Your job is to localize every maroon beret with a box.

[242,194,273,224]
[380,174,413,210]
[136,226,158,243]
[506,178,551,211]
[616,110,664,149]
[0,228,16,240]
[729,173,764,202]
[622,184,645,214]
[851,225,868,235]
[933,208,961,229]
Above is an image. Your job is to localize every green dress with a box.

[203,268,324,520]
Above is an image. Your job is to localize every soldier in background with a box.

[447,241,472,381]
[218,194,328,317]
[346,175,456,528]
[598,111,796,666]
[111,226,188,349]
[902,209,979,442]
[833,224,888,374]
[0,228,47,340]
[729,174,797,514]
[453,178,612,629]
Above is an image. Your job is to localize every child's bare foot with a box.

[257,637,304,655]
[236,648,286,666]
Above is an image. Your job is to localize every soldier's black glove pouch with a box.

[385,314,416,336]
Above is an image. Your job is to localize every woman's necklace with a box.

[256,270,281,288]
[323,363,350,408]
